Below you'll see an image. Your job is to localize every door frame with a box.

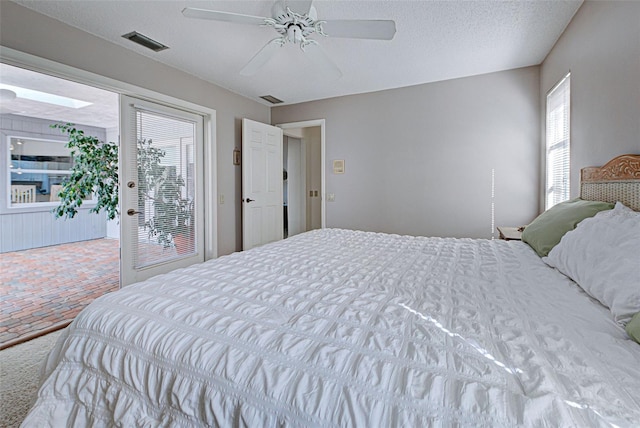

[276,119,326,229]
[283,135,307,236]
[0,47,218,263]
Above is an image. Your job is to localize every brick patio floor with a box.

[0,238,120,349]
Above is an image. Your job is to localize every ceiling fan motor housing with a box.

[266,6,324,48]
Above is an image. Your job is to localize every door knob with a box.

[127,209,141,216]
[245,198,255,203]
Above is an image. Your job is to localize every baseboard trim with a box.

[0,320,72,351]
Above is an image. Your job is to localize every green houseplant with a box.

[144,161,195,252]
[53,123,193,251]
[51,123,119,221]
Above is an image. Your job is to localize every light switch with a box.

[219,194,225,204]
[327,193,335,202]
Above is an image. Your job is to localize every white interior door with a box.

[120,95,205,286]
[242,118,283,250]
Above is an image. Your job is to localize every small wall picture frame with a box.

[233,148,241,166]
[333,159,345,174]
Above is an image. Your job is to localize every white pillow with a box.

[544,202,640,325]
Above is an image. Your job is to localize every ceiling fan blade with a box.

[271,1,287,18]
[182,7,267,26]
[304,43,342,80]
[240,39,283,76]
[322,20,397,40]
[286,0,314,16]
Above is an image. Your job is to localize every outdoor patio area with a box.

[0,238,120,349]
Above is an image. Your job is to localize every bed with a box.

[22,155,640,427]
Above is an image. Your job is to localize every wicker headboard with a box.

[580,154,640,211]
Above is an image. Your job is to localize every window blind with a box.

[546,73,570,209]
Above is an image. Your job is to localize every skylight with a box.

[0,84,93,109]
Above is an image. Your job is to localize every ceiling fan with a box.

[182,1,396,78]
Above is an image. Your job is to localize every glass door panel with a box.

[120,95,204,286]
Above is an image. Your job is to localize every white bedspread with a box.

[22,229,640,427]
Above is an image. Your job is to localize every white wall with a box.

[540,1,640,205]
[273,67,541,238]
[0,1,270,256]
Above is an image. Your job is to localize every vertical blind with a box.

[546,73,571,209]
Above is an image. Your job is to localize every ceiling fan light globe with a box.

[287,25,303,44]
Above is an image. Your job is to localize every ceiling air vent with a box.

[260,95,283,104]
[122,31,169,52]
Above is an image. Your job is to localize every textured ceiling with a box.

[11,0,582,106]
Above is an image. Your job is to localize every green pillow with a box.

[626,312,640,343]
[522,198,614,257]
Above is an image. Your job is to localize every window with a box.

[545,73,570,209]
[7,136,91,207]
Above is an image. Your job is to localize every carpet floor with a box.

[0,329,63,428]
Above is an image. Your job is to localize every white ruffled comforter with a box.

[22,229,640,427]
